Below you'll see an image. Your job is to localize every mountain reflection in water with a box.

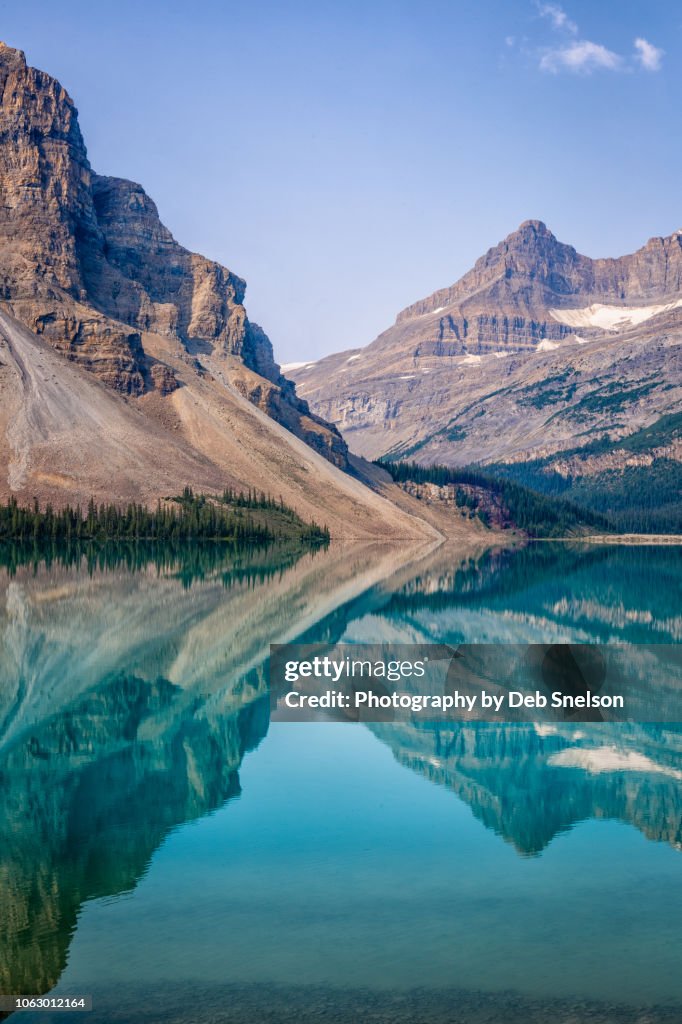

[0,540,680,1019]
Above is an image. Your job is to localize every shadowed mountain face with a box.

[291,222,682,524]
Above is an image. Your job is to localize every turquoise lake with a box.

[0,541,681,1023]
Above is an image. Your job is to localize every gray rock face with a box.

[0,43,147,393]
[0,43,92,295]
[86,174,248,355]
[291,220,682,473]
[399,220,682,326]
[0,42,347,465]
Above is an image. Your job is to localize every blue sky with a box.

[3,1,679,362]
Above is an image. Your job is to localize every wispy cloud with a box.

[540,39,622,74]
[533,5,664,75]
[537,3,578,36]
[634,37,664,71]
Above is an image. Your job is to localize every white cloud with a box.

[532,5,663,75]
[538,3,578,35]
[540,39,623,74]
[634,37,664,71]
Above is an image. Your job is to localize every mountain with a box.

[0,41,440,540]
[291,221,682,530]
[0,539,436,993]
[371,720,682,856]
[0,42,345,464]
[1,546,679,996]
[0,671,266,995]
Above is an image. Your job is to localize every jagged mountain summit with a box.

[291,220,682,528]
[0,41,441,539]
[388,219,682,351]
[0,41,346,466]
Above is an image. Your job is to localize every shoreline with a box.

[75,981,682,1024]
[572,533,682,545]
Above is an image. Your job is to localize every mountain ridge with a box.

[0,41,451,541]
[291,219,682,529]
[396,219,682,327]
[288,221,679,532]
[0,41,346,465]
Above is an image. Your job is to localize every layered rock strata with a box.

[0,42,346,465]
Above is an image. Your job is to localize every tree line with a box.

[485,458,681,535]
[0,535,320,584]
[377,459,610,537]
[0,488,330,547]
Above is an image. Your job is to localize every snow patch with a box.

[461,354,482,365]
[346,354,362,362]
[550,298,682,332]
[281,361,313,372]
[537,339,559,352]
[398,374,416,380]
[575,335,591,345]
[418,305,446,317]
[548,745,682,780]
[533,723,559,737]
[493,351,509,359]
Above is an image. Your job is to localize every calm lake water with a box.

[1,541,681,1023]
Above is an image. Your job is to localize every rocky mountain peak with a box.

[471,218,581,288]
[0,41,95,299]
[0,41,27,71]
[0,42,348,465]
[391,216,682,336]
[517,218,549,232]
[506,219,558,246]
[291,215,682,481]
[395,220,583,326]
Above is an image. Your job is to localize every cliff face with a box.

[0,43,147,393]
[377,219,682,360]
[0,43,90,296]
[0,43,440,536]
[397,220,682,340]
[0,41,347,465]
[85,174,257,370]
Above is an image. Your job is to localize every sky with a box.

[2,1,679,363]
